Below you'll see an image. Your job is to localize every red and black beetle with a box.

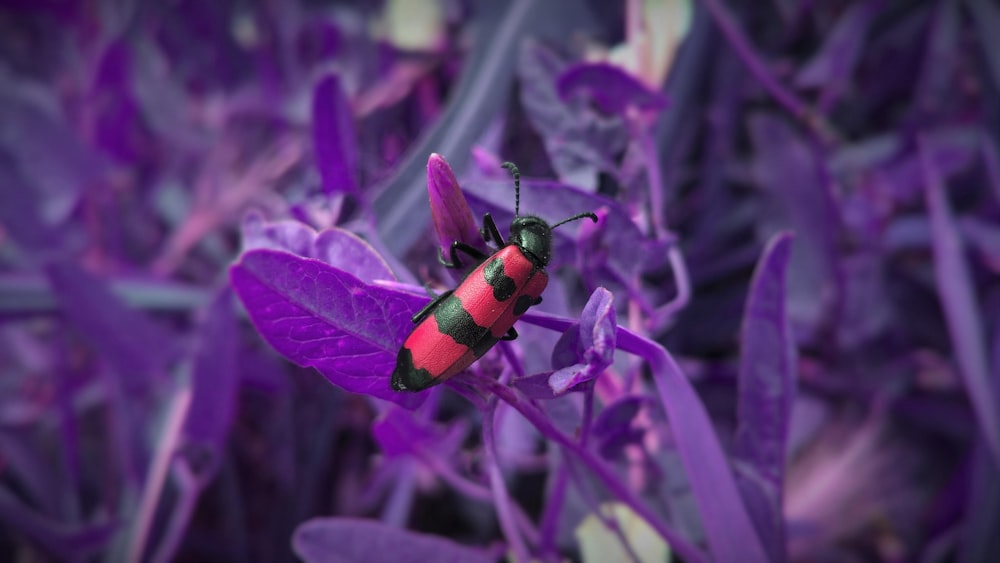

[391,162,597,392]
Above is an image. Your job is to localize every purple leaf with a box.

[921,138,1000,466]
[90,39,150,163]
[242,212,395,284]
[511,371,560,400]
[229,249,425,409]
[371,407,466,460]
[749,113,839,339]
[292,517,493,563]
[182,289,238,450]
[557,62,668,116]
[45,262,179,394]
[312,74,359,195]
[592,395,651,460]
[242,211,318,257]
[548,288,616,394]
[732,232,796,563]
[314,229,396,284]
[426,153,486,262]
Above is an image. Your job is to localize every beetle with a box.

[391,162,597,392]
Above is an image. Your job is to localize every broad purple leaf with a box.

[921,140,1000,465]
[45,262,179,394]
[183,288,238,449]
[836,251,892,349]
[557,62,668,116]
[749,113,838,339]
[732,232,796,563]
[548,288,616,394]
[426,153,485,262]
[229,249,425,409]
[312,74,359,195]
[292,517,492,563]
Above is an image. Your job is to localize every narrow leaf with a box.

[183,288,239,449]
[292,517,492,563]
[312,74,359,195]
[921,138,1000,466]
[732,232,796,563]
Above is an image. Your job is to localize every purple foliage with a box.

[1,1,998,562]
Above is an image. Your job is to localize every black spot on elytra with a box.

[391,347,436,392]
[434,296,488,348]
[513,295,534,316]
[483,258,516,301]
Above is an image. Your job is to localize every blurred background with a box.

[1,0,998,561]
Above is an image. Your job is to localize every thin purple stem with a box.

[651,245,691,328]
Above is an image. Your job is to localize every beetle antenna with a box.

[501,161,520,217]
[552,212,598,229]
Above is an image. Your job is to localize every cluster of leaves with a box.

[1,0,999,562]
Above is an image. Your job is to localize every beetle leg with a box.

[411,289,453,324]
[533,296,543,305]
[482,213,506,247]
[501,327,518,341]
[439,241,488,269]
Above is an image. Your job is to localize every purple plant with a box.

[1,1,999,562]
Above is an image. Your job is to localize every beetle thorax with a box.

[509,216,552,267]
